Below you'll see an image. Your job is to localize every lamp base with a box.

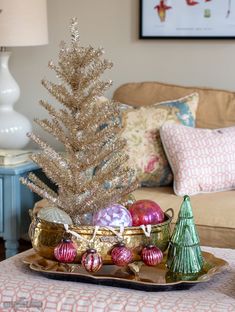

[0,110,32,149]
[0,51,32,149]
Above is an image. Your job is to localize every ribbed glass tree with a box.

[21,18,138,225]
[167,195,204,277]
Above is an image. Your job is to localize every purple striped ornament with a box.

[54,239,77,263]
[81,249,103,273]
[111,243,133,266]
[141,245,163,266]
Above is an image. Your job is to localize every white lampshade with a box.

[0,0,48,47]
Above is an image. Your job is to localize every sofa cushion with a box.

[160,123,235,196]
[121,93,199,187]
[133,187,235,229]
[113,81,235,129]
[133,187,235,248]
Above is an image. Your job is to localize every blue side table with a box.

[0,161,40,258]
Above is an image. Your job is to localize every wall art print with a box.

[139,0,235,39]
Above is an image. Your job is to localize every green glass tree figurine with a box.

[167,195,204,278]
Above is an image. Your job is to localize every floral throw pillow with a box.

[121,93,199,187]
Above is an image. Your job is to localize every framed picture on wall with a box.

[139,0,235,39]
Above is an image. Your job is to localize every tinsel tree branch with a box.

[39,100,78,132]
[21,177,62,208]
[27,173,58,199]
[23,18,139,224]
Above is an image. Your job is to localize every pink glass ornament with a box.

[92,204,132,227]
[54,239,77,263]
[129,199,165,226]
[141,245,163,266]
[111,243,133,266]
[81,249,103,273]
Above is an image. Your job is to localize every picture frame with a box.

[139,0,235,39]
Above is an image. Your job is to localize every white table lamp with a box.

[0,0,48,149]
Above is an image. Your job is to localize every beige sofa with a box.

[113,81,235,249]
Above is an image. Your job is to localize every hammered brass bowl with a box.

[29,208,173,264]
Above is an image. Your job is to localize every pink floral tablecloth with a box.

[0,246,234,312]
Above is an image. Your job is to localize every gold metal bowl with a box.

[29,208,173,264]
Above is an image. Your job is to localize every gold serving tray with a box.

[23,251,228,291]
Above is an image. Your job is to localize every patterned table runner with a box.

[0,247,234,311]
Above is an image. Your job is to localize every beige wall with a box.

[10,0,235,149]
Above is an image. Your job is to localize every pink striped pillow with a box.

[160,123,235,196]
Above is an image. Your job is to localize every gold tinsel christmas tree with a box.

[21,18,138,225]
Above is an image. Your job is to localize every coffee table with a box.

[0,246,234,311]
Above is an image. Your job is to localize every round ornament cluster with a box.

[51,198,166,270]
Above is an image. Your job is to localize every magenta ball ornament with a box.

[92,204,132,227]
[81,249,103,273]
[141,245,163,266]
[129,199,165,226]
[54,239,77,263]
[111,243,133,266]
